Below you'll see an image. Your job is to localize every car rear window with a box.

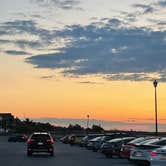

[31,134,50,140]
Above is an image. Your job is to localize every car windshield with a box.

[108,138,122,143]
[90,136,103,141]
[141,138,161,145]
[133,138,156,145]
[128,137,148,144]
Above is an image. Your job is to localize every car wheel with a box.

[93,148,97,152]
[27,151,32,156]
[119,154,123,158]
[50,151,54,156]
[105,154,112,158]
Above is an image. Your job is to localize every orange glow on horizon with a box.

[0,55,166,125]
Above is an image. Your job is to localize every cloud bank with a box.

[26,21,166,81]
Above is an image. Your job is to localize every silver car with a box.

[130,137,166,166]
[149,145,166,166]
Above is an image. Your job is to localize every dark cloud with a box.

[132,1,166,16]
[0,39,11,44]
[133,4,154,14]
[31,0,81,10]
[0,20,52,42]
[158,0,166,7]
[5,50,30,55]
[26,20,166,81]
[14,40,42,49]
[40,75,55,79]
[78,81,103,85]
[0,39,42,50]
[105,73,154,82]
[0,20,53,52]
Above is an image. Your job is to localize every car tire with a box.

[50,151,54,156]
[105,154,112,158]
[27,151,32,156]
[92,149,96,152]
[119,154,122,158]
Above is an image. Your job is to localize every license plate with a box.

[135,151,143,157]
[38,142,43,145]
[160,154,166,160]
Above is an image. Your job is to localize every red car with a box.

[120,137,155,159]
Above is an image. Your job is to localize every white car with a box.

[130,138,166,166]
[150,145,166,166]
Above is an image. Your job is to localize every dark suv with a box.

[27,132,54,156]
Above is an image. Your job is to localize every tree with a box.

[92,125,104,132]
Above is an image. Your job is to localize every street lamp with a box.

[153,80,158,136]
[87,115,90,129]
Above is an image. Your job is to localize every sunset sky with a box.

[0,0,166,131]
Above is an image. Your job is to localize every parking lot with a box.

[0,136,134,166]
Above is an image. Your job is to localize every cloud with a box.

[40,75,55,79]
[26,20,166,81]
[78,81,103,85]
[5,50,30,55]
[31,0,81,10]
[14,40,42,49]
[0,20,52,42]
[157,0,166,7]
[0,20,54,53]
[133,4,154,14]
[0,2,165,82]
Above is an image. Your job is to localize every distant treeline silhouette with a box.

[7,118,104,134]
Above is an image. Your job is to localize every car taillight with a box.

[27,138,35,144]
[150,151,157,156]
[47,139,54,144]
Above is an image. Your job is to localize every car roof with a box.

[143,137,166,145]
[108,137,134,143]
[159,145,166,150]
[128,137,153,144]
[108,138,122,143]
[90,136,104,141]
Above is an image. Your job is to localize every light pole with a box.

[153,80,158,136]
[87,115,89,129]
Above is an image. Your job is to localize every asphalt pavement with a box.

[0,137,134,166]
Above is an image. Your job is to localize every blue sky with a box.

[1,0,166,81]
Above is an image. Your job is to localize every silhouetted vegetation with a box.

[1,115,164,137]
[0,116,105,134]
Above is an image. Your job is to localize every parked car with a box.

[100,137,135,158]
[149,145,166,166]
[60,135,70,144]
[130,137,166,166]
[98,133,133,151]
[72,135,85,146]
[27,132,54,156]
[8,134,27,142]
[67,134,85,145]
[120,137,155,159]
[87,136,104,150]
[81,134,104,147]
